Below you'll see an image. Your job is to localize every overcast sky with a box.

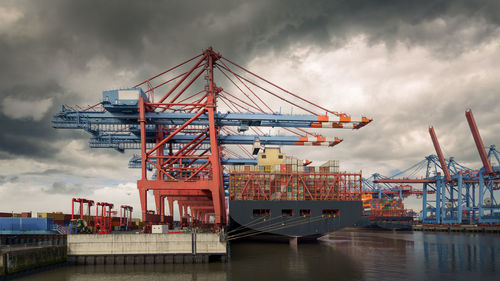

[0,0,499,215]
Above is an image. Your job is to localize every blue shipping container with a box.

[0,217,54,231]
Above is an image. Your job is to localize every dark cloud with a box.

[42,181,90,195]
[0,0,499,214]
[0,175,18,185]
[22,168,70,176]
[1,0,499,162]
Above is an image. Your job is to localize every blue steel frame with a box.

[418,152,499,225]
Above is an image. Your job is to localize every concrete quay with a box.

[413,224,500,233]
[1,234,67,278]
[1,244,66,278]
[67,232,228,265]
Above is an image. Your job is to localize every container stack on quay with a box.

[0,211,145,235]
[0,212,33,218]
[0,217,55,234]
[38,212,69,226]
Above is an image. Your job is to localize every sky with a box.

[0,0,499,216]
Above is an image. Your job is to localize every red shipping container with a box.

[21,212,32,218]
[0,212,13,217]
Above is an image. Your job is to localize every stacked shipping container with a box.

[363,197,409,217]
[229,160,361,201]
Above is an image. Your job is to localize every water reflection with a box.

[15,231,499,281]
[229,240,363,281]
[324,231,499,281]
[16,263,228,281]
[422,232,497,275]
[65,264,227,281]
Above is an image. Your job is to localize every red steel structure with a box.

[71,198,94,220]
[135,49,226,230]
[95,202,114,234]
[465,109,494,175]
[120,205,133,230]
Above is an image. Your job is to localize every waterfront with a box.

[14,230,499,281]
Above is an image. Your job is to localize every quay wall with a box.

[67,233,227,264]
[413,225,500,233]
[0,245,66,277]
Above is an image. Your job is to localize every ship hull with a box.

[353,216,414,231]
[228,200,362,241]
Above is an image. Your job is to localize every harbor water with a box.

[14,230,499,281]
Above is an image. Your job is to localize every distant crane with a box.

[95,202,114,234]
[71,198,94,221]
[120,205,133,231]
[375,110,500,225]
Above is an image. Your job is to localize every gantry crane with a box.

[120,205,133,231]
[95,202,114,234]
[363,175,420,199]
[375,110,500,225]
[71,198,94,220]
[53,47,372,231]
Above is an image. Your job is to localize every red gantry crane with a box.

[53,47,372,232]
[120,205,133,231]
[95,202,114,234]
[71,198,94,221]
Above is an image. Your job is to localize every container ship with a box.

[227,148,363,242]
[353,194,415,230]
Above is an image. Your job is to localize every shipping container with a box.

[21,212,32,218]
[39,212,65,220]
[0,212,12,218]
[0,218,54,232]
[152,225,169,233]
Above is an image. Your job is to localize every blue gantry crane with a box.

[375,110,500,225]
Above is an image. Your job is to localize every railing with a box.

[52,224,70,235]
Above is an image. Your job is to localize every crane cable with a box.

[227,214,337,240]
[228,214,337,241]
[227,215,285,234]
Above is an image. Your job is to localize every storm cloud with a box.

[0,0,499,212]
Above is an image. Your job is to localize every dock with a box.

[1,234,67,277]
[67,232,227,265]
